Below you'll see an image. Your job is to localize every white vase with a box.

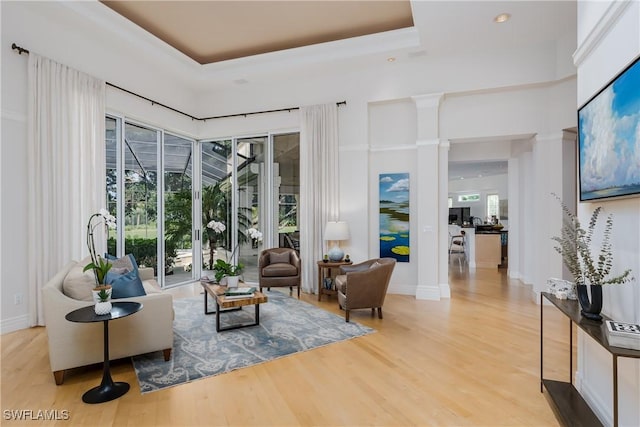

[94,301,112,315]
[226,275,239,288]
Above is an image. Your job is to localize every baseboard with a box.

[388,284,417,295]
[415,284,441,300]
[1,314,30,335]
[439,283,451,299]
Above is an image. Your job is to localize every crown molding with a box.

[572,1,632,67]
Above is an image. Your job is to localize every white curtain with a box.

[27,53,105,326]
[299,104,340,293]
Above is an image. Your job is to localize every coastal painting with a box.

[379,173,409,262]
[578,56,640,201]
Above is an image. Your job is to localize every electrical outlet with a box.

[14,293,23,305]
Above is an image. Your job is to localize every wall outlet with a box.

[14,293,23,305]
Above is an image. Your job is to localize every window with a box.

[487,194,499,219]
[448,197,453,208]
[458,194,480,202]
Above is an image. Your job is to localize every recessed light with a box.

[387,57,396,63]
[494,13,511,23]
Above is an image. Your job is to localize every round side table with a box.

[65,301,142,404]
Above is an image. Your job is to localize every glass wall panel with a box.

[163,133,194,286]
[201,140,233,276]
[236,137,266,284]
[124,122,159,276]
[105,116,119,257]
[274,133,300,253]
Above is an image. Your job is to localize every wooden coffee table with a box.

[200,282,268,332]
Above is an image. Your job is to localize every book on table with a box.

[605,320,640,350]
[224,287,256,299]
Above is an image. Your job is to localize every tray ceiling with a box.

[101,0,414,64]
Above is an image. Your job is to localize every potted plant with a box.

[83,256,113,301]
[552,197,633,320]
[212,258,244,288]
[93,288,112,315]
[83,209,116,301]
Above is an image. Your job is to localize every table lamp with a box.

[324,221,350,261]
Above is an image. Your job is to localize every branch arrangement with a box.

[552,196,633,286]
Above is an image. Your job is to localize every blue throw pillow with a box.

[105,254,146,299]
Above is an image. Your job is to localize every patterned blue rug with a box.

[132,290,375,393]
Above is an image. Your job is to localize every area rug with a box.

[131,290,374,393]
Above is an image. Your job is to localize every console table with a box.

[66,302,142,404]
[540,292,640,427]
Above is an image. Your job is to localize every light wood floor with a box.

[1,257,570,426]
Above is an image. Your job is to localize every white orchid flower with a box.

[207,220,226,233]
[99,208,117,229]
[247,228,263,241]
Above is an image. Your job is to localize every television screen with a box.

[578,55,640,201]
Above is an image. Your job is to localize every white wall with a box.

[574,1,640,426]
[1,1,580,328]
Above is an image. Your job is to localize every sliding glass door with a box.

[107,115,300,288]
[106,116,197,287]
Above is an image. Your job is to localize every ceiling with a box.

[101,0,414,64]
[97,1,576,182]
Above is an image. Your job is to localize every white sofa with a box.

[42,260,174,385]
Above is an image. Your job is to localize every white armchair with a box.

[42,260,174,385]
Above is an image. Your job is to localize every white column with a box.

[438,140,451,298]
[412,93,446,300]
[532,132,568,301]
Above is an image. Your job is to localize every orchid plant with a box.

[83,209,116,287]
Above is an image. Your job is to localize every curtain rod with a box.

[11,42,346,121]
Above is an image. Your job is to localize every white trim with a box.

[1,109,27,123]
[573,1,632,67]
[0,314,30,335]
[388,284,418,296]
[416,139,440,147]
[416,284,441,300]
[339,145,369,153]
[411,93,445,109]
[370,145,416,153]
[535,132,565,144]
[439,283,451,299]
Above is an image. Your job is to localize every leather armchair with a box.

[258,248,301,298]
[334,258,396,322]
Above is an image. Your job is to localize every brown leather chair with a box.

[258,248,301,298]
[334,258,396,322]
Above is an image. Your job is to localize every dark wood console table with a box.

[540,292,640,427]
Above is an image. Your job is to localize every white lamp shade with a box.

[324,221,350,241]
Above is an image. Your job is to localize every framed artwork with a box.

[379,173,410,262]
[578,55,640,201]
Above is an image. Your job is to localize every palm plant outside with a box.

[165,182,252,269]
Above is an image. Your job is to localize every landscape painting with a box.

[379,173,409,262]
[578,56,640,201]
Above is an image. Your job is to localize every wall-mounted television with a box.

[578,55,640,201]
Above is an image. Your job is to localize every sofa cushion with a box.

[62,256,95,301]
[262,263,297,277]
[269,251,290,264]
[105,254,146,299]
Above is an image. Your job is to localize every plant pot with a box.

[92,286,112,304]
[226,275,240,288]
[576,284,603,321]
[94,301,112,315]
